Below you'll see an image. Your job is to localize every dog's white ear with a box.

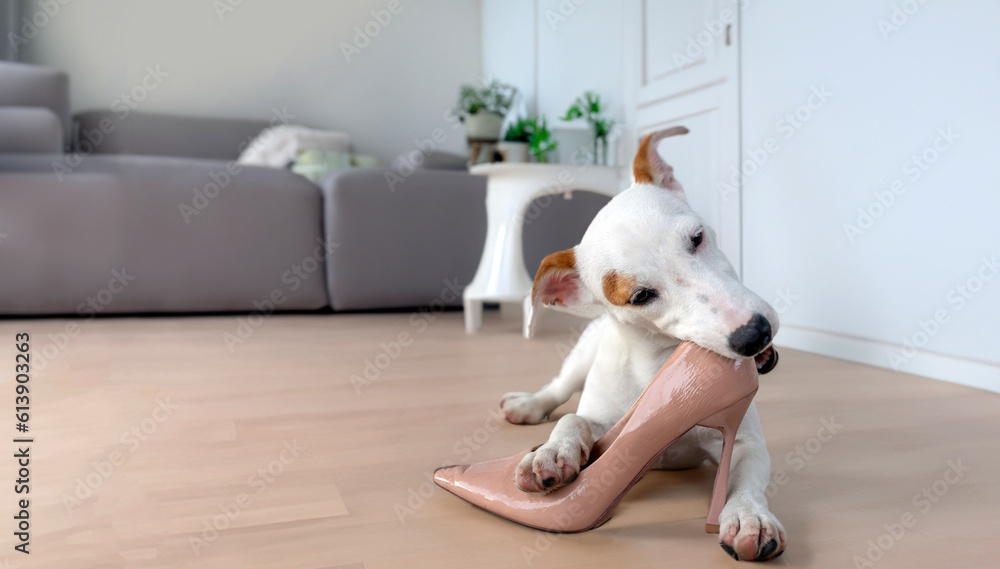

[524,248,603,339]
[633,126,690,198]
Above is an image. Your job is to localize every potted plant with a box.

[528,117,558,163]
[457,80,517,142]
[561,91,616,165]
[498,117,532,163]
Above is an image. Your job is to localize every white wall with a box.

[741,1,1000,390]
[484,0,1000,391]
[481,0,535,116]
[534,0,623,124]
[16,0,481,162]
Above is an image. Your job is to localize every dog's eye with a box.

[690,230,703,251]
[628,288,658,306]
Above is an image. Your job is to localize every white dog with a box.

[500,127,786,562]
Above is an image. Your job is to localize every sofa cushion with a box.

[73,110,274,161]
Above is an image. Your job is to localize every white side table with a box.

[463,163,624,337]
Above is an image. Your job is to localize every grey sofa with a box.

[0,61,328,315]
[0,60,607,316]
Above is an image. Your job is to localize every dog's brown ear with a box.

[525,248,602,338]
[633,126,689,195]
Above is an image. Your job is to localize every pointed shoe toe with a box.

[433,465,461,490]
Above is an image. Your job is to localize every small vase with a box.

[497,141,528,163]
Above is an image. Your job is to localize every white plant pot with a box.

[463,112,504,141]
[497,141,528,163]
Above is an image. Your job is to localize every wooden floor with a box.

[0,310,997,568]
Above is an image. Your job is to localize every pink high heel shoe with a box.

[434,341,758,533]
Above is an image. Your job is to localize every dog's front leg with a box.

[513,413,594,493]
[501,318,605,424]
[513,373,623,494]
[716,403,786,561]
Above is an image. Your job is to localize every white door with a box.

[623,0,743,274]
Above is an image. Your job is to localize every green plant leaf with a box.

[562,105,584,121]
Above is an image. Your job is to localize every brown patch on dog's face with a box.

[602,271,637,306]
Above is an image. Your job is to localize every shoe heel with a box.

[697,390,756,533]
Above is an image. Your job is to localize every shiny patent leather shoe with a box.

[434,341,758,533]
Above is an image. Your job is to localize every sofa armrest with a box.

[0,107,63,153]
[320,168,487,310]
[0,61,70,146]
[73,110,274,161]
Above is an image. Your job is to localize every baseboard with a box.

[775,326,1000,394]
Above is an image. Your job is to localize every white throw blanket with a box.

[237,125,351,168]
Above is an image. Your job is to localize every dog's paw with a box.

[718,500,786,561]
[500,392,551,424]
[513,439,589,493]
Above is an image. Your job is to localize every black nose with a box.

[728,313,772,357]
